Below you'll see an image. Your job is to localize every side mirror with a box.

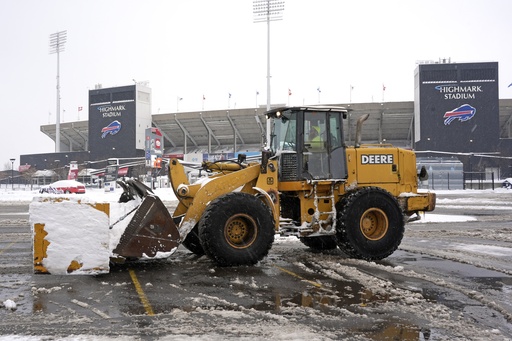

[418,165,429,181]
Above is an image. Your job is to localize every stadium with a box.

[16,61,512,190]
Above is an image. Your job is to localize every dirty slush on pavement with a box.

[1,195,512,340]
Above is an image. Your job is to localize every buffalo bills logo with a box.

[443,104,476,125]
[101,120,121,138]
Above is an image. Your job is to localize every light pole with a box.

[49,30,67,153]
[253,0,285,147]
[9,158,15,190]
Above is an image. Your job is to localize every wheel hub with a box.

[225,214,258,249]
[360,208,388,241]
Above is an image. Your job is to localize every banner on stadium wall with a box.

[145,128,163,167]
[67,161,79,180]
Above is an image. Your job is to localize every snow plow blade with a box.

[113,182,181,259]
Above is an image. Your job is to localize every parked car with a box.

[39,180,86,194]
[503,178,512,189]
[39,185,58,194]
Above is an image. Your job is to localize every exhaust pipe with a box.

[355,113,369,148]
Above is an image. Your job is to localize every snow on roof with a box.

[32,170,57,177]
[78,168,100,176]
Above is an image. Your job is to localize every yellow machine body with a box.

[169,144,435,238]
[53,105,435,268]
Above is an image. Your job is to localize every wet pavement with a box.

[1,192,512,340]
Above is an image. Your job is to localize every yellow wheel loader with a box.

[113,106,435,266]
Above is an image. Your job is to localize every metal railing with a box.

[419,171,502,190]
[463,171,496,190]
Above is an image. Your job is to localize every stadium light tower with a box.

[253,0,284,146]
[9,158,15,190]
[49,30,67,153]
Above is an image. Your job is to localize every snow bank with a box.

[0,186,178,203]
[26,186,179,275]
[30,196,111,275]
[411,212,477,223]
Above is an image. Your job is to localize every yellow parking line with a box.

[272,264,323,289]
[129,269,155,316]
[0,242,16,256]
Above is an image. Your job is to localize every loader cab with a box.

[267,106,348,181]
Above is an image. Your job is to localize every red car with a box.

[40,180,86,194]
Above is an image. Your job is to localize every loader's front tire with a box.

[181,223,205,256]
[173,217,205,256]
[198,192,275,266]
[336,187,404,260]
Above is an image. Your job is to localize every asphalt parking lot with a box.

[1,192,512,340]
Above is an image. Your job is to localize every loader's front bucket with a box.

[113,195,181,258]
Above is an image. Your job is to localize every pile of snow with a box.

[22,186,179,275]
[1,299,16,310]
[30,196,112,275]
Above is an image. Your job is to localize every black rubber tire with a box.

[299,235,338,251]
[336,187,404,260]
[181,224,205,256]
[198,192,275,266]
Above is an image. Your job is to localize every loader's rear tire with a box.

[299,236,338,251]
[198,192,275,266]
[336,187,404,260]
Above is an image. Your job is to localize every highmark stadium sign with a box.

[435,85,484,100]
[88,85,142,159]
[97,104,127,118]
[89,101,136,158]
[415,61,499,153]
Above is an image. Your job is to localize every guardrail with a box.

[463,171,498,190]
[418,171,506,190]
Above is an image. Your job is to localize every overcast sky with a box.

[1,0,512,170]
